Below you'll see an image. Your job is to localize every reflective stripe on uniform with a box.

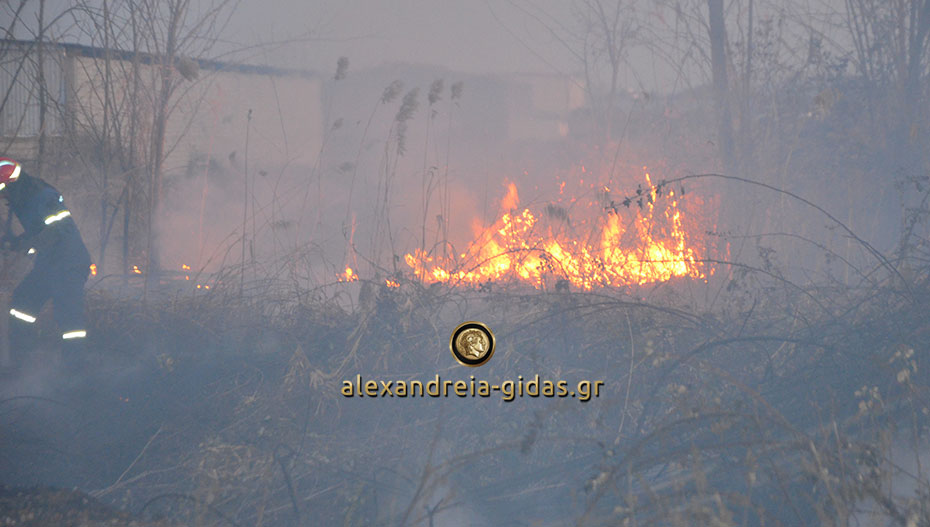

[44,210,71,225]
[10,308,36,323]
[62,330,87,340]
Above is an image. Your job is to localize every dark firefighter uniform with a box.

[0,158,91,354]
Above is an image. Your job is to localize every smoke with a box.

[0,348,63,401]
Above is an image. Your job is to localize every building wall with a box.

[505,73,585,142]
[65,52,323,174]
[59,46,324,273]
[156,67,324,271]
[173,67,323,172]
[0,42,66,157]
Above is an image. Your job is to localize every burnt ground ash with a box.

[0,485,174,526]
[1,275,929,526]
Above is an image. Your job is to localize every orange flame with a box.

[89,263,97,276]
[338,266,359,282]
[405,171,709,290]
[132,265,142,275]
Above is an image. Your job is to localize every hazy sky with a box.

[227,0,579,75]
[1,0,695,93]
[0,1,581,74]
[3,0,851,94]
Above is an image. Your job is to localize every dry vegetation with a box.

[3,1,930,526]
[6,206,914,526]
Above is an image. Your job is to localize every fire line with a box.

[404,171,709,290]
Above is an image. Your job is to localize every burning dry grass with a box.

[404,169,713,291]
[8,170,930,525]
[54,250,929,526]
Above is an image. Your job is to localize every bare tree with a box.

[501,1,639,151]
[706,0,735,171]
[63,0,237,280]
[574,0,641,147]
[846,0,930,169]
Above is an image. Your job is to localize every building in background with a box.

[1,39,323,173]
[2,42,584,279]
[0,39,324,275]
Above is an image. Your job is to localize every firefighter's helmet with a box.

[0,158,22,191]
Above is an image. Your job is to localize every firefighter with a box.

[0,158,91,362]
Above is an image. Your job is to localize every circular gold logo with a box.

[450,321,495,367]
